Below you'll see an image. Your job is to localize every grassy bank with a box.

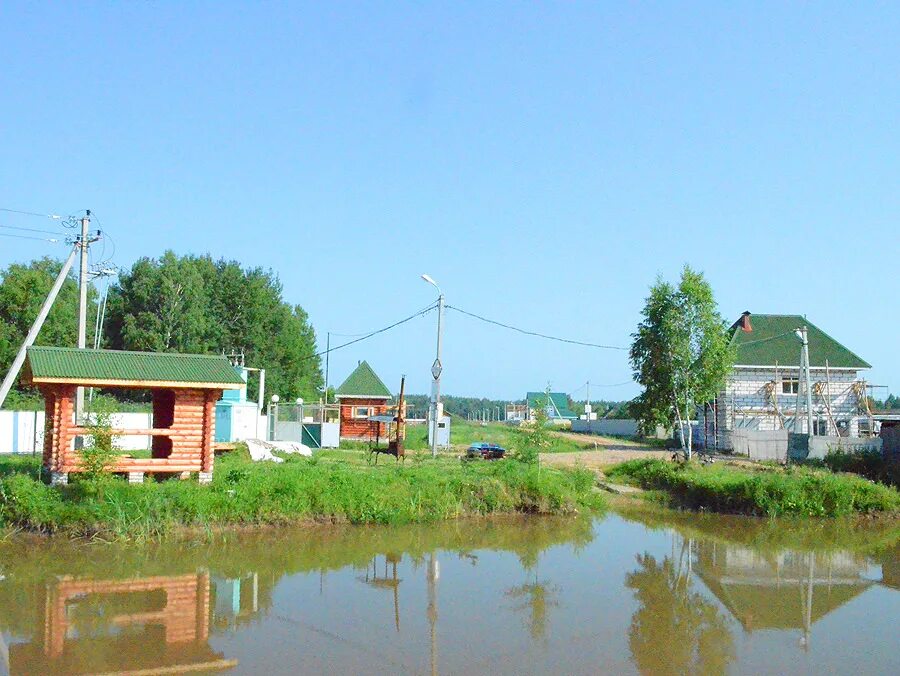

[352,419,596,454]
[0,450,604,539]
[607,459,900,517]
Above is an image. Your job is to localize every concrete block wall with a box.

[807,435,882,460]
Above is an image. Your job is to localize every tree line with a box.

[0,252,322,406]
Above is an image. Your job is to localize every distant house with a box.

[334,361,393,440]
[525,391,578,425]
[706,312,871,448]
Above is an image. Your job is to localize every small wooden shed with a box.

[22,346,245,484]
[334,360,393,440]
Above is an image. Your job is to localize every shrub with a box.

[823,448,899,487]
[78,398,119,483]
[608,459,900,517]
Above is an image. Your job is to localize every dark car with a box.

[466,442,506,460]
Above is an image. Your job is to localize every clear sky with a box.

[1,2,897,401]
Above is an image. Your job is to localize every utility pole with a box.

[75,210,100,424]
[422,275,443,458]
[800,326,814,436]
[324,332,330,406]
[0,244,80,408]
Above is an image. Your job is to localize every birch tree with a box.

[630,266,732,459]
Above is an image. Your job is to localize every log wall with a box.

[39,385,222,478]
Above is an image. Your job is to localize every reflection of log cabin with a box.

[23,347,245,484]
[9,572,236,674]
[695,542,872,642]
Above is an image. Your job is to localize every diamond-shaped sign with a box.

[431,358,442,380]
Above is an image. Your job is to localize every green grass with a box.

[606,459,900,517]
[0,449,604,540]
[368,419,599,454]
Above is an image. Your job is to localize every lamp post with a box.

[422,274,444,458]
[795,327,814,435]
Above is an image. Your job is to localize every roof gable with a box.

[334,361,392,399]
[729,314,870,369]
[24,347,246,388]
[526,391,577,419]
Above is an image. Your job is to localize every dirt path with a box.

[550,430,661,452]
[542,447,671,470]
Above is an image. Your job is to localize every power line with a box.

[0,231,59,243]
[737,331,796,347]
[445,304,628,351]
[0,223,64,236]
[301,301,438,362]
[567,379,634,396]
[0,207,62,220]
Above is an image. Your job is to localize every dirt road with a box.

[542,448,671,469]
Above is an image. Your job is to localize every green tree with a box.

[515,399,550,465]
[630,266,732,458]
[105,251,322,401]
[0,257,96,404]
[625,551,734,675]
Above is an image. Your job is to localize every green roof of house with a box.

[24,346,245,388]
[334,360,392,399]
[729,313,870,369]
[526,391,577,419]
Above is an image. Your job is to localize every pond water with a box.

[0,508,897,675]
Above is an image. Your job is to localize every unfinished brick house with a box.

[22,346,245,484]
[704,312,871,449]
[333,360,394,440]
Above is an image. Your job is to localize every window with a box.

[353,406,372,419]
[781,378,800,395]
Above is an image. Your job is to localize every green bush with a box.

[607,459,900,517]
[823,449,899,487]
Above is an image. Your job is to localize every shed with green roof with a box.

[526,391,577,422]
[334,361,395,439]
[23,346,244,485]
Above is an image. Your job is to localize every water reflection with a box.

[8,571,234,674]
[694,540,872,648]
[626,542,734,675]
[0,512,896,675]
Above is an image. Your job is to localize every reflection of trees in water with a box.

[505,541,561,642]
[505,578,560,640]
[625,549,734,676]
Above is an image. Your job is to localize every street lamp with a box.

[422,274,444,458]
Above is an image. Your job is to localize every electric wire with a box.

[301,301,438,362]
[0,223,64,236]
[445,304,628,350]
[0,207,62,220]
[0,231,59,243]
[736,331,797,347]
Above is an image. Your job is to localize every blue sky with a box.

[1,2,897,401]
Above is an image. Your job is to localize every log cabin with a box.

[333,360,393,440]
[22,346,245,484]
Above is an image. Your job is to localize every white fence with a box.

[0,411,153,454]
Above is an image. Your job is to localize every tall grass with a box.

[0,451,604,539]
[607,459,900,517]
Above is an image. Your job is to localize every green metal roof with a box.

[334,360,392,399]
[25,346,245,387]
[730,314,870,369]
[526,391,577,419]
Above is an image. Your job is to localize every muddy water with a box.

[0,510,897,675]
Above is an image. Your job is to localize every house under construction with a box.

[706,312,873,449]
